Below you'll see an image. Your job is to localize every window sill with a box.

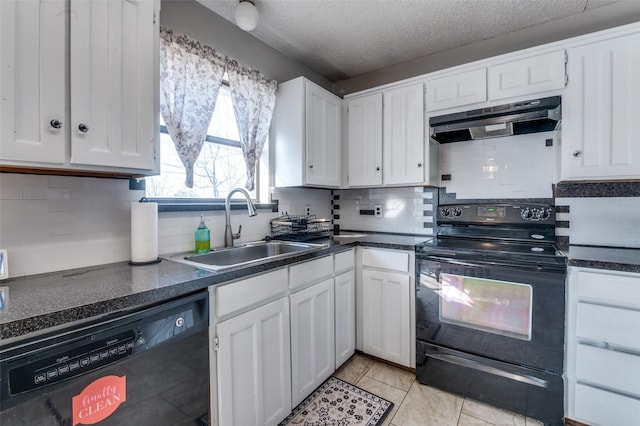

[150,199,278,213]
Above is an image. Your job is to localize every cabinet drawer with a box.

[488,50,565,101]
[361,248,409,272]
[576,269,640,308]
[576,303,640,351]
[289,255,333,290]
[576,344,640,396]
[334,249,355,273]
[216,268,288,317]
[575,383,640,426]
[426,68,487,111]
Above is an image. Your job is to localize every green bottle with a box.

[195,216,210,253]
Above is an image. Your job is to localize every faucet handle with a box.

[232,224,242,240]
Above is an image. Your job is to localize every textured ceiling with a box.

[195,0,620,82]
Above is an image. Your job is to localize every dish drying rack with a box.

[270,214,331,241]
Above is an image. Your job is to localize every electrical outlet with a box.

[374,204,383,218]
[305,205,311,216]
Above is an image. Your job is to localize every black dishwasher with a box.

[0,291,209,426]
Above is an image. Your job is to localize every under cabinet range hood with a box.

[430,96,561,143]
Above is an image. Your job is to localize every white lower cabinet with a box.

[211,249,356,425]
[359,248,414,368]
[567,267,640,426]
[334,269,356,368]
[361,269,411,366]
[290,278,335,407]
[216,297,292,426]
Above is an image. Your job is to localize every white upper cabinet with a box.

[426,68,487,112]
[0,0,66,165]
[488,50,566,101]
[0,0,160,175]
[347,93,383,186]
[383,83,425,185]
[346,83,426,187]
[274,77,342,188]
[562,32,640,181]
[69,0,158,170]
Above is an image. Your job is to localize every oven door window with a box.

[439,273,532,341]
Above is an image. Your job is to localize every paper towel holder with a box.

[130,197,161,266]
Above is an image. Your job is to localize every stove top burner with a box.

[416,203,566,267]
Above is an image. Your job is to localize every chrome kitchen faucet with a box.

[224,188,257,247]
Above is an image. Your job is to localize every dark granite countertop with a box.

[0,233,429,342]
[565,245,640,273]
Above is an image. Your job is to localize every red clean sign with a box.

[72,375,127,425]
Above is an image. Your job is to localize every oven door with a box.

[416,256,565,373]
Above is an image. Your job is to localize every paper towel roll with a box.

[131,202,158,263]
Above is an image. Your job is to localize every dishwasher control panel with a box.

[9,331,136,395]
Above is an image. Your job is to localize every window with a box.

[146,83,268,202]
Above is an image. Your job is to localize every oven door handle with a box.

[426,351,549,388]
[419,256,565,274]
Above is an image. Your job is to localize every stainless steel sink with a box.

[165,240,327,271]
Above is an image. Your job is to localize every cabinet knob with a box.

[50,119,63,129]
[417,163,423,168]
[308,164,313,169]
[78,123,89,133]
[376,166,380,171]
[572,150,582,158]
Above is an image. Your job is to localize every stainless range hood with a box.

[429,96,561,143]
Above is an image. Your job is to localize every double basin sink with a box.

[165,240,328,272]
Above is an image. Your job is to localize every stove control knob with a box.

[520,208,533,220]
[452,207,462,217]
[537,209,550,220]
[441,208,450,218]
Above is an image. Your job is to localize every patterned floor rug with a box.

[279,376,394,426]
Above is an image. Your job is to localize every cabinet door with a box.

[70,0,158,170]
[335,269,356,368]
[305,82,341,187]
[488,50,566,101]
[426,68,487,111]
[217,297,292,426]
[290,278,335,407]
[383,83,424,185]
[0,0,66,164]
[347,93,383,186]
[562,33,640,180]
[362,269,411,366]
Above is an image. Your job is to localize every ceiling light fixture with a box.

[234,0,259,32]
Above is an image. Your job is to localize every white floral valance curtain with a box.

[159,28,278,191]
[226,60,277,191]
[159,28,226,188]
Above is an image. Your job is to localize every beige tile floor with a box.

[334,354,544,426]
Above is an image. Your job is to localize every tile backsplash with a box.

[438,132,555,200]
[2,171,637,278]
[334,187,435,236]
[0,174,334,278]
[0,174,142,277]
[555,197,640,248]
